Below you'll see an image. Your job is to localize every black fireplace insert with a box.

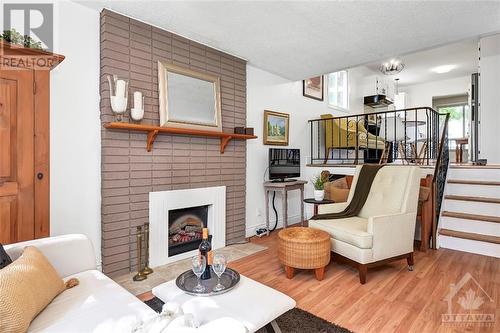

[168,205,209,257]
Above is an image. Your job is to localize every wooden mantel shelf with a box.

[103,122,257,153]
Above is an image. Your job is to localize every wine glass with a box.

[212,254,227,292]
[191,255,206,293]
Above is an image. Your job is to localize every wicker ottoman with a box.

[278,227,331,281]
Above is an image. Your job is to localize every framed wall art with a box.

[263,110,289,146]
[303,76,324,101]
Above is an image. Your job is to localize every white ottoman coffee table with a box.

[152,275,296,333]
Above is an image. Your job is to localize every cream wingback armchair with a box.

[309,165,421,284]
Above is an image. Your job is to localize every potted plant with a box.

[0,29,43,49]
[312,175,325,201]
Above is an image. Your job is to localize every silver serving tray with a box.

[175,268,240,296]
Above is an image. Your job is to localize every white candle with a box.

[115,79,126,98]
[134,91,143,110]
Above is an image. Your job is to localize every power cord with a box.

[256,166,279,236]
[262,166,270,182]
[270,191,278,232]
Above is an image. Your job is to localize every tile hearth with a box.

[114,242,267,296]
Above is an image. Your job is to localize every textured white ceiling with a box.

[365,39,479,87]
[78,0,500,80]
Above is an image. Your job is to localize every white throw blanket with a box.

[131,302,247,333]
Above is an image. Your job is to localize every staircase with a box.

[438,166,500,258]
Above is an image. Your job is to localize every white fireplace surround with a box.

[149,186,226,267]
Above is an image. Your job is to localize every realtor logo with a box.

[2,3,53,51]
[442,272,495,326]
[1,3,57,69]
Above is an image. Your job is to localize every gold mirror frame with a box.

[158,61,222,131]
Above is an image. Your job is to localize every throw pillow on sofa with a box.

[0,246,65,333]
[0,244,12,269]
[324,177,350,202]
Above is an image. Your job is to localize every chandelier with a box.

[379,58,404,75]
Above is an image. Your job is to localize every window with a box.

[437,104,469,149]
[327,70,348,110]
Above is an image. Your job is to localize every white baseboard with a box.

[245,213,310,238]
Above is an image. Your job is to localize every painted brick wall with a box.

[100,10,247,276]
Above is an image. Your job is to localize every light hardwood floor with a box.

[139,227,500,333]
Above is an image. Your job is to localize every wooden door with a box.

[0,69,35,244]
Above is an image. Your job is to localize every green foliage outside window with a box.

[438,106,463,121]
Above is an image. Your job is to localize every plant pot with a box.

[314,190,325,201]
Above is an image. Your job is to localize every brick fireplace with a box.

[100,9,247,276]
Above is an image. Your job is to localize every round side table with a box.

[303,198,334,215]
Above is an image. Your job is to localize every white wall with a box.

[479,34,500,164]
[401,76,471,162]
[347,66,381,113]
[246,65,360,236]
[50,1,101,267]
[400,76,471,108]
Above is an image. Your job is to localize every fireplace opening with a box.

[168,205,209,257]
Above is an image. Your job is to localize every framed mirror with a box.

[158,61,222,131]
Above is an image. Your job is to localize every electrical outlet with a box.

[256,209,261,216]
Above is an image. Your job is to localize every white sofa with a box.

[309,165,420,284]
[4,234,247,333]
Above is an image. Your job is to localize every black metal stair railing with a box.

[432,113,450,249]
[307,107,451,249]
[308,107,444,165]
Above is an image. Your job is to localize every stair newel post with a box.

[432,181,437,249]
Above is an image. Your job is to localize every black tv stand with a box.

[271,178,297,183]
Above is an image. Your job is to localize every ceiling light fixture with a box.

[379,58,404,75]
[431,65,457,74]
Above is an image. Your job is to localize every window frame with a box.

[327,70,349,112]
[437,103,469,150]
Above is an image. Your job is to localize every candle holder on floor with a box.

[133,225,147,282]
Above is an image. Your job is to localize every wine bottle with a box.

[199,228,212,280]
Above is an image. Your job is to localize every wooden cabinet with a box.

[0,41,63,243]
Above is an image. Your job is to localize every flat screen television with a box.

[269,148,300,182]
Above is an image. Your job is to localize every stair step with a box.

[440,215,500,235]
[447,179,500,186]
[439,229,500,244]
[449,164,500,169]
[444,195,500,204]
[446,183,500,198]
[442,211,500,223]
